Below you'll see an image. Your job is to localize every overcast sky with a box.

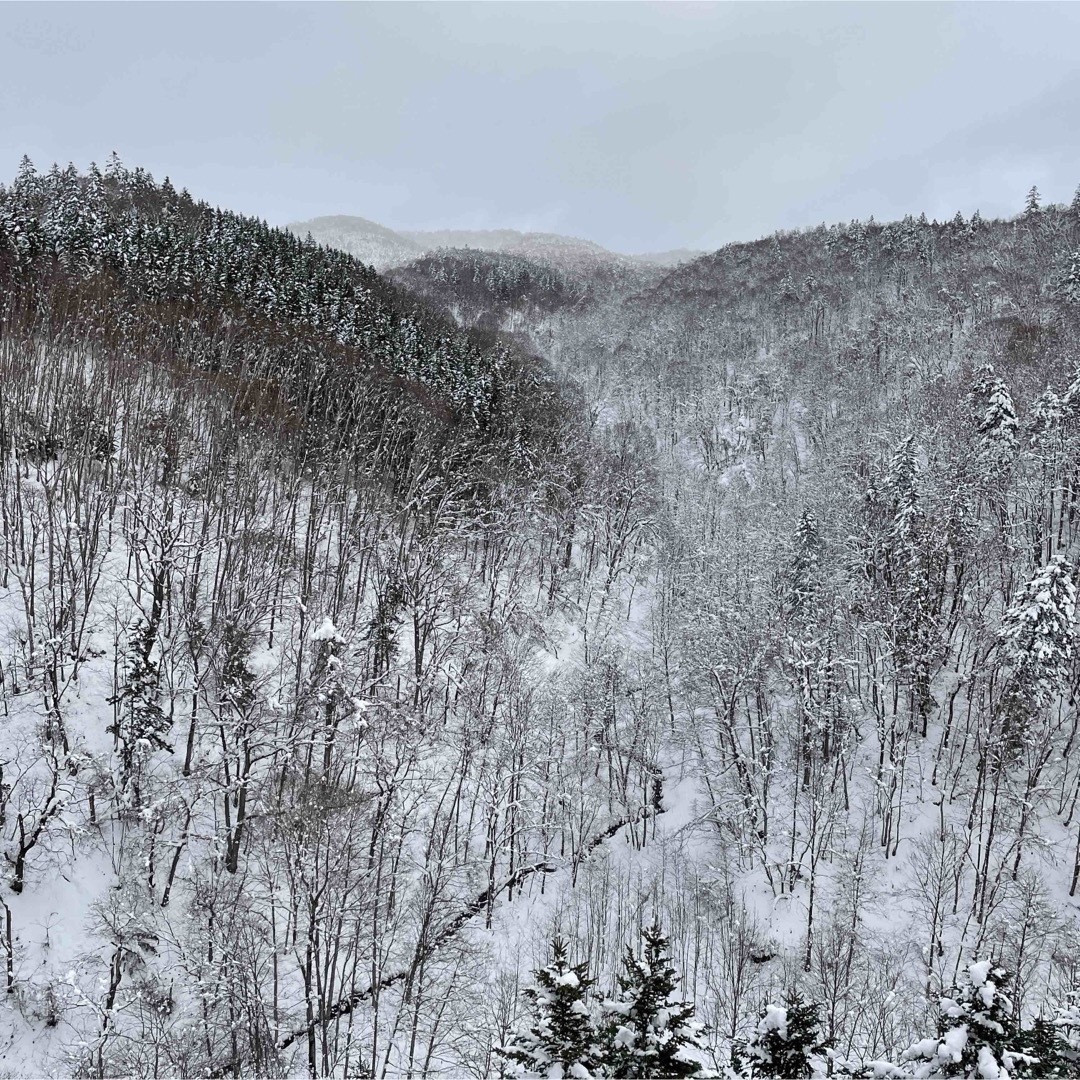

[3,2,1079,254]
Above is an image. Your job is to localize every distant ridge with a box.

[286,215,703,273]
[286,214,423,270]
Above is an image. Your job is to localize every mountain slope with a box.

[288,213,705,274]
[286,213,423,270]
[4,157,1080,1078]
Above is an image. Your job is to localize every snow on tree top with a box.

[310,616,341,641]
[759,1004,788,1038]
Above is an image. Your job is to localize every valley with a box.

[1,159,1080,1078]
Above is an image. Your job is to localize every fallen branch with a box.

[208,804,660,1076]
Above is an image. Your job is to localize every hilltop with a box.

[287,213,704,274]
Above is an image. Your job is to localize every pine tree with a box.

[733,993,827,1078]
[498,938,604,1079]
[1008,989,1080,1077]
[598,924,706,1078]
[789,509,822,618]
[1025,185,1042,218]
[902,961,1028,1078]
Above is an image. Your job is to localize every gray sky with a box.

[2,2,1079,254]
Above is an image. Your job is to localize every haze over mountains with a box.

[286,213,703,273]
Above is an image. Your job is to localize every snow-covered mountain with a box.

[286,213,424,270]
[287,215,703,274]
[4,159,1080,1079]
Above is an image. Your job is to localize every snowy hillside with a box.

[3,158,1080,1079]
[285,214,424,271]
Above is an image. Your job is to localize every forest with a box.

[2,158,1080,1078]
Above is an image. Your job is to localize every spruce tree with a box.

[598,924,706,1078]
[789,509,822,619]
[498,938,603,1079]
[973,365,1020,457]
[902,961,1026,1077]
[1013,1016,1069,1077]
[733,992,827,1078]
[1054,251,1080,305]
[1013,991,1080,1077]
[107,619,173,809]
[998,556,1076,756]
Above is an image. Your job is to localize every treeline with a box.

[389,249,581,333]
[0,156,574,494]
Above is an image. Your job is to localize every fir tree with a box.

[1010,989,1080,1077]
[498,938,604,1079]
[733,993,827,1078]
[973,365,1020,457]
[598,924,706,1078]
[1024,185,1042,218]
[1013,1016,1070,1077]
[788,508,822,618]
[998,556,1076,754]
[902,961,1029,1078]
[1054,251,1080,305]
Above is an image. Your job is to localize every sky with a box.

[2,1,1079,254]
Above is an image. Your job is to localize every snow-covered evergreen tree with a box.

[598,924,706,1078]
[902,961,1030,1078]
[1054,252,1080,305]
[1013,1017,1069,1077]
[733,993,827,1078]
[498,938,604,1079]
[973,365,1020,457]
[998,556,1076,753]
[789,508,822,618]
[1012,991,1080,1077]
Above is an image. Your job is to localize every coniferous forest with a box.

[3,156,1080,1078]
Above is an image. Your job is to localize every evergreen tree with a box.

[789,509,822,618]
[973,365,1020,457]
[1011,989,1080,1077]
[107,619,173,808]
[598,924,706,1078]
[1025,185,1042,218]
[998,556,1076,753]
[902,961,1028,1078]
[1054,251,1080,305]
[733,993,827,1078]
[498,938,604,1079]
[1013,1016,1070,1077]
